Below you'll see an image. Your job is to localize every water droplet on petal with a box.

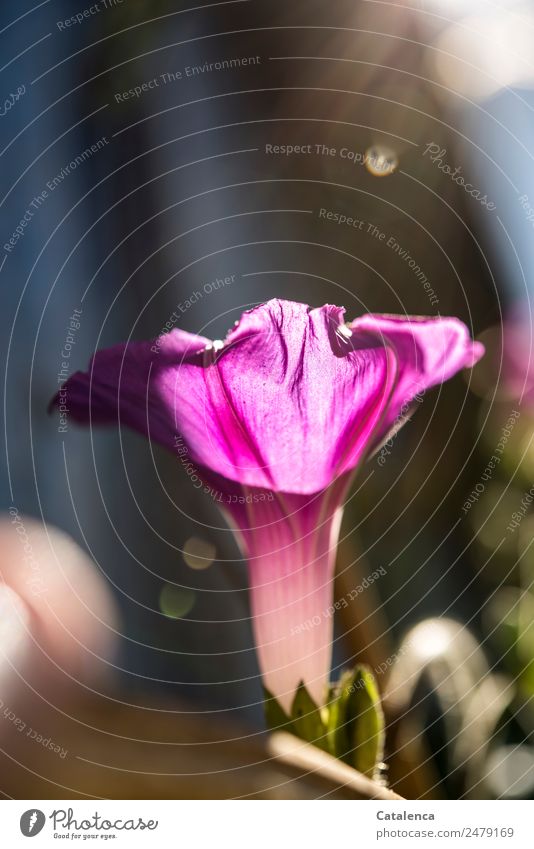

[365,145,398,177]
[183,536,216,571]
[212,339,225,352]
[336,323,353,342]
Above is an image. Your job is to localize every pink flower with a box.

[52,299,483,711]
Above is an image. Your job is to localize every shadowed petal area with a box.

[53,329,210,449]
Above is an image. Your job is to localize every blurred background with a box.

[1,0,534,799]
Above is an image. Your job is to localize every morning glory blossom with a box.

[52,299,483,711]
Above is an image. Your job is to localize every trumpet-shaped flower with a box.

[51,299,483,711]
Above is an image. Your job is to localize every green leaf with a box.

[327,665,385,779]
[290,681,328,751]
[263,686,294,733]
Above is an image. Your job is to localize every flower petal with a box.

[349,313,485,446]
[204,300,397,492]
[52,301,483,497]
[222,482,349,712]
[51,330,210,451]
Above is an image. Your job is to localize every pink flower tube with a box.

[52,299,483,712]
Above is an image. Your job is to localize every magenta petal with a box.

[53,329,210,451]
[207,301,397,492]
[53,301,482,495]
[223,482,349,712]
[349,314,485,446]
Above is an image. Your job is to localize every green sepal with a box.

[263,686,294,733]
[327,665,385,779]
[290,681,329,751]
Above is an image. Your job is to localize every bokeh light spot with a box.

[364,145,398,177]
[159,584,196,619]
[182,536,216,571]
